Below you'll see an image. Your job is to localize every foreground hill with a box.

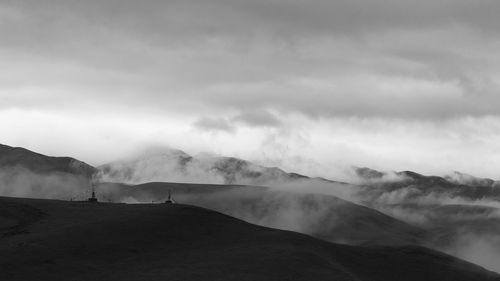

[1,197,499,281]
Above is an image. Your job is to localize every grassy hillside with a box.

[1,197,498,281]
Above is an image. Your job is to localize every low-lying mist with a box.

[102,176,500,273]
[3,158,500,272]
[0,167,90,200]
[96,182,424,246]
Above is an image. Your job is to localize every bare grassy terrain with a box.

[1,196,499,281]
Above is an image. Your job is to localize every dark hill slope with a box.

[0,144,95,177]
[0,197,498,281]
[0,144,96,199]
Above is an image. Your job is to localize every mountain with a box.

[0,144,96,199]
[351,167,500,271]
[353,167,500,202]
[3,143,500,271]
[98,181,426,246]
[1,196,498,281]
[98,147,313,185]
[445,171,498,187]
[0,144,96,177]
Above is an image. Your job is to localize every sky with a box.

[1,0,500,180]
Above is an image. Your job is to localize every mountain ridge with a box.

[98,147,327,186]
[0,144,96,177]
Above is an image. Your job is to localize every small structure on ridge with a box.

[165,190,175,204]
[88,183,98,203]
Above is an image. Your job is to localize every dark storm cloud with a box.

[1,0,500,120]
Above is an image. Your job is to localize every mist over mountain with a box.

[3,143,500,272]
[351,167,500,271]
[98,147,310,186]
[95,147,500,271]
[0,144,95,199]
[354,167,500,202]
[445,171,499,188]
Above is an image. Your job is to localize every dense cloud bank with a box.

[1,0,500,118]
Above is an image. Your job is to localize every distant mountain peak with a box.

[353,167,385,180]
[352,166,500,189]
[444,171,496,187]
[98,147,313,185]
[396,171,425,180]
[140,147,191,159]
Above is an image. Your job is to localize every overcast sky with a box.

[1,0,500,180]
